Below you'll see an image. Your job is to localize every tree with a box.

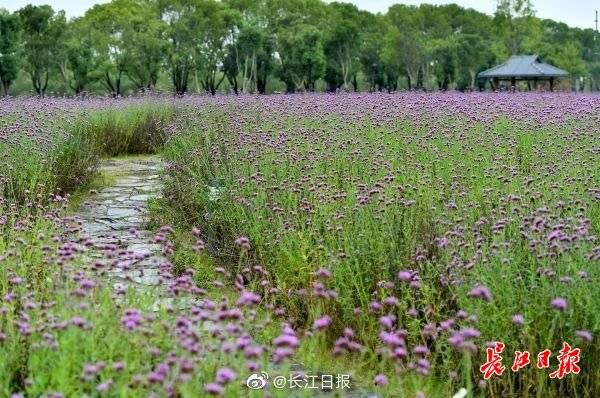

[277,24,325,92]
[359,14,393,92]
[455,34,494,90]
[158,0,242,96]
[573,27,600,91]
[227,25,274,94]
[120,1,165,90]
[158,0,206,95]
[266,0,327,30]
[224,0,275,94]
[494,0,541,56]
[84,3,127,96]
[0,0,595,95]
[267,0,327,92]
[385,5,428,90]
[432,37,458,90]
[0,10,19,95]
[383,25,426,90]
[222,43,240,94]
[84,0,164,95]
[323,2,362,91]
[541,42,587,90]
[54,17,97,94]
[17,5,66,96]
[193,1,237,95]
[255,33,275,93]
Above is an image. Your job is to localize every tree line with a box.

[0,0,598,96]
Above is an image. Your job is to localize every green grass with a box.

[2,98,599,397]
[0,102,177,210]
[0,102,182,396]
[158,107,600,397]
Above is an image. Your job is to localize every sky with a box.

[345,1,597,30]
[0,0,597,30]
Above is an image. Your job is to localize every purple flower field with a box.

[1,93,600,397]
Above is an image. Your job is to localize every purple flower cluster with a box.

[2,93,600,397]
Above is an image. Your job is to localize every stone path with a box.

[74,156,376,397]
[77,156,165,293]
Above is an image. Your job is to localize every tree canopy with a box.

[2,0,599,95]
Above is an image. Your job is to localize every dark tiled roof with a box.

[478,55,569,78]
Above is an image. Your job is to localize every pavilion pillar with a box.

[511,77,516,92]
[550,77,554,92]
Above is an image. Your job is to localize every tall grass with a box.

[159,102,600,397]
[0,102,177,209]
[0,100,182,396]
[2,94,599,397]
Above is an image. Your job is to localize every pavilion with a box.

[478,55,569,91]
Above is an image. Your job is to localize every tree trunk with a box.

[257,68,268,94]
[285,81,295,93]
[31,70,42,96]
[194,71,200,93]
[213,70,226,95]
[340,51,349,90]
[251,53,257,93]
[105,72,116,96]
[242,55,249,93]
[115,71,121,97]
[227,74,239,94]
[416,66,424,90]
[172,63,189,96]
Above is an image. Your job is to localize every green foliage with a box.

[16,5,66,96]
[78,103,176,156]
[384,6,428,89]
[61,18,96,94]
[193,1,238,95]
[455,34,495,90]
[2,0,599,94]
[493,0,543,59]
[223,24,275,94]
[323,2,362,91]
[278,25,326,92]
[84,0,165,95]
[0,102,176,208]
[158,101,600,397]
[158,0,199,94]
[0,10,19,95]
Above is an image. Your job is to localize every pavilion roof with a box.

[478,55,569,79]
